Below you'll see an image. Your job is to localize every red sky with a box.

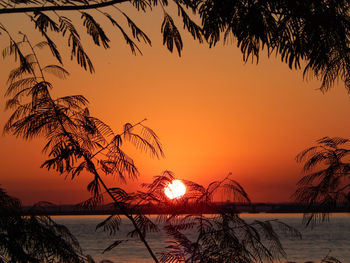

[0,6,349,205]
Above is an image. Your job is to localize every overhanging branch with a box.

[0,0,129,14]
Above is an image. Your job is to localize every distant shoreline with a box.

[20,202,350,216]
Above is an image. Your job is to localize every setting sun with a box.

[164,180,186,199]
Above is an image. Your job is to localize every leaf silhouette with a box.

[121,11,151,45]
[294,137,350,226]
[161,13,183,56]
[59,16,94,73]
[105,13,142,55]
[175,1,203,43]
[33,11,59,33]
[42,65,70,79]
[102,240,124,253]
[81,12,110,49]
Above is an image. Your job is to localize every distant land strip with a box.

[19,202,350,216]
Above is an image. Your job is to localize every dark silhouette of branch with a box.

[0,187,94,263]
[294,137,350,226]
[3,33,163,262]
[0,0,348,91]
[198,0,350,92]
[0,0,129,14]
[134,171,302,263]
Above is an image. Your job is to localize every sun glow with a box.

[164,180,186,199]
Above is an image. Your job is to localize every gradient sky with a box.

[0,5,349,205]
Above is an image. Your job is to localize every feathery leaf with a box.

[161,13,183,56]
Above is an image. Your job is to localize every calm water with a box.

[54,213,350,263]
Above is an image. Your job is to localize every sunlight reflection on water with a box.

[54,213,350,263]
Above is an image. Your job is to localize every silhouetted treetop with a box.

[2,33,164,262]
[134,172,302,263]
[0,0,349,91]
[0,187,95,263]
[294,137,350,226]
[198,0,350,92]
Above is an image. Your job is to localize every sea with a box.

[54,213,350,263]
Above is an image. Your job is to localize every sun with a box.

[164,180,186,199]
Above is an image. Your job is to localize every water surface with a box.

[54,213,350,263]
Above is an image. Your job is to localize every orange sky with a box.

[0,5,350,205]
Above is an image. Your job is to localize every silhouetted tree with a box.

[99,171,301,263]
[294,137,350,226]
[2,1,349,261]
[0,0,348,91]
[198,0,350,92]
[0,187,95,263]
[2,32,163,262]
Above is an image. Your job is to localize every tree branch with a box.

[0,0,129,14]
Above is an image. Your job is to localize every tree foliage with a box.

[1,1,349,261]
[294,137,350,226]
[0,187,94,263]
[0,0,349,91]
[2,32,163,262]
[199,0,350,92]
[112,171,302,263]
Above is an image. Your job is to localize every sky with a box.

[0,4,350,205]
